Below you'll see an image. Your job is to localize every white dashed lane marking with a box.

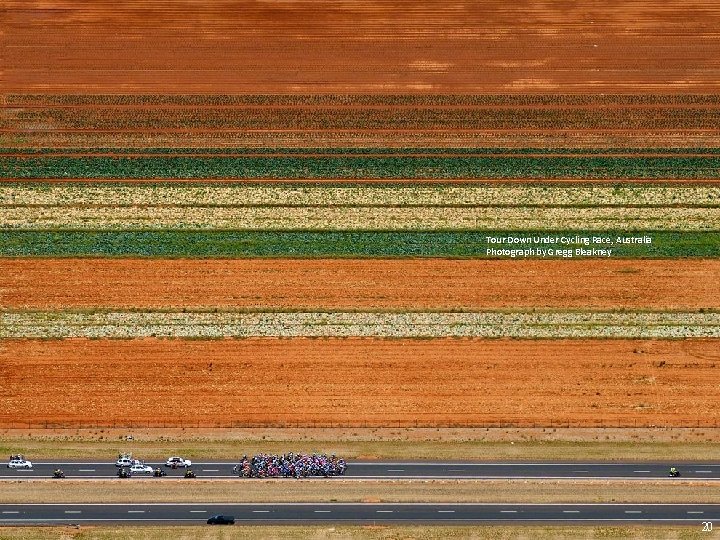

[1,511,19,514]
[376,510,394,513]
[625,510,642,514]
[64,511,81,514]
[437,510,455,513]
[314,510,332,513]
[190,510,207,513]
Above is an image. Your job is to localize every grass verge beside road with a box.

[2,428,720,461]
[0,525,709,540]
[1,479,719,504]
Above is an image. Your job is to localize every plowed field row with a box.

[8,107,720,131]
[4,1,720,94]
[7,95,720,151]
[4,310,719,339]
[3,259,718,310]
[11,132,720,150]
[1,338,717,427]
[11,95,720,106]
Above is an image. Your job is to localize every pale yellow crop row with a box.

[2,185,720,206]
[3,311,719,339]
[2,206,717,230]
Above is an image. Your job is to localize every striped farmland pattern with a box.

[3,93,720,428]
[4,72,720,426]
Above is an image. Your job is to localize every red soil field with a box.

[1,338,718,427]
[3,1,720,94]
[2,259,719,311]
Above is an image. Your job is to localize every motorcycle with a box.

[117,468,131,478]
[52,470,65,479]
[153,468,167,477]
[184,469,196,479]
[669,468,681,477]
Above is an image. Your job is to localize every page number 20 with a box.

[702,521,713,532]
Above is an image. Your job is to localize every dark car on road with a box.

[207,514,235,525]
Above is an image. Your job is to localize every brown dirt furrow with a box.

[0,338,718,427]
[6,129,720,134]
[8,132,720,151]
[2,259,719,311]
[3,1,720,94]
[9,104,720,110]
[7,108,720,132]
[4,152,720,158]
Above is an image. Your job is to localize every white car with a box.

[115,457,133,467]
[8,459,32,469]
[165,456,192,467]
[129,463,153,475]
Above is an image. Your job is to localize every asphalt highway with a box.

[1,503,718,524]
[2,461,720,480]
